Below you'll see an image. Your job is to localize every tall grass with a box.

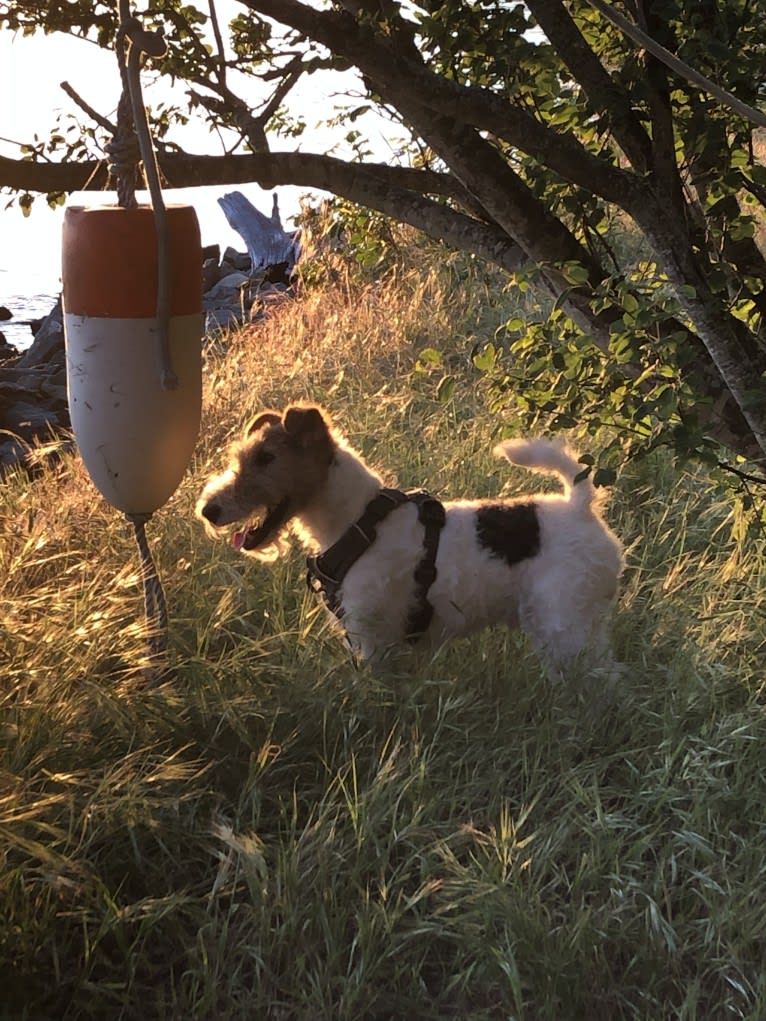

[1,238,765,1020]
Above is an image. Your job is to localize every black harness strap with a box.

[306,488,409,616]
[405,491,446,639]
[306,487,446,642]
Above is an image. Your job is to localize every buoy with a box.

[62,203,202,515]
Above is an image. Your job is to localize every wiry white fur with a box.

[489,439,622,674]
[197,407,624,681]
[495,438,594,509]
[324,441,622,673]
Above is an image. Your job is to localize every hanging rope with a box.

[126,512,169,660]
[105,89,140,209]
[107,5,177,390]
[105,3,178,666]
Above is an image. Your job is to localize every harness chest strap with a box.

[306,487,446,642]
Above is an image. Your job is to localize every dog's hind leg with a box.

[519,589,618,686]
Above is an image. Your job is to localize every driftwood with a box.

[217,191,301,284]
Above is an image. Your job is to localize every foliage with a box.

[483,264,710,468]
[4,0,766,467]
[295,197,404,285]
[299,201,766,529]
[2,249,766,1018]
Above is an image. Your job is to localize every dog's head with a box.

[196,403,336,558]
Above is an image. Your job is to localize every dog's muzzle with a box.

[200,500,222,524]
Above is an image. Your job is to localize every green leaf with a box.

[560,262,590,286]
[593,467,617,487]
[473,344,497,372]
[437,375,456,403]
[418,348,443,366]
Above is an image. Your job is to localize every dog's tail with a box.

[493,437,595,510]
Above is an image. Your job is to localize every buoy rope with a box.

[109,4,178,391]
[108,3,179,669]
[126,512,169,660]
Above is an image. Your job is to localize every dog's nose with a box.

[201,501,221,524]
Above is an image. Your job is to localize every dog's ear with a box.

[245,410,282,437]
[283,404,332,449]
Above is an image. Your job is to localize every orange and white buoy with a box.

[62,204,203,515]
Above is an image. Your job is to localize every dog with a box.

[196,403,624,677]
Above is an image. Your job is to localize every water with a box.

[0,288,59,352]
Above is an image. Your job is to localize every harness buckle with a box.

[306,568,324,595]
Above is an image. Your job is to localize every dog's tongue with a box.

[229,500,288,553]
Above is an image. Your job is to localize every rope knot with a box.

[121,16,168,59]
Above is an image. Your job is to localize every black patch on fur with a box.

[476,502,540,567]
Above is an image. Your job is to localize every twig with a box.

[717,460,766,487]
[60,81,116,134]
[208,0,228,88]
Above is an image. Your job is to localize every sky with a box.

[0,3,398,300]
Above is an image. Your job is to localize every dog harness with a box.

[306,487,446,642]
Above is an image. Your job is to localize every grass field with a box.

[2,240,765,1019]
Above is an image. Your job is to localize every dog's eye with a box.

[253,449,275,467]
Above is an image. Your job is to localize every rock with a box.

[3,400,61,436]
[262,261,293,286]
[0,296,70,475]
[16,298,64,370]
[0,332,18,360]
[202,256,222,293]
[204,307,245,333]
[221,246,252,273]
[0,436,33,471]
[204,270,250,303]
[40,381,69,404]
[202,270,251,335]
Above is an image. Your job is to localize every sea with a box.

[0,279,59,352]
[2,201,75,353]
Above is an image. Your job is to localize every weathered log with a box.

[217,191,301,284]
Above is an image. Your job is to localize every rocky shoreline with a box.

[0,238,296,472]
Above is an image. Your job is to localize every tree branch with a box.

[0,150,523,271]
[207,0,228,89]
[583,0,766,129]
[240,0,647,209]
[59,81,116,135]
[525,0,653,172]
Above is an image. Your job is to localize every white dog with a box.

[196,403,624,677]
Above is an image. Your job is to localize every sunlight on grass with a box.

[1,232,765,1019]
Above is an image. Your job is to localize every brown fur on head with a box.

[196,403,337,558]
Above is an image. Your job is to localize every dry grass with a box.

[1,239,765,1020]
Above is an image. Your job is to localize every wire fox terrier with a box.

[196,403,624,678]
